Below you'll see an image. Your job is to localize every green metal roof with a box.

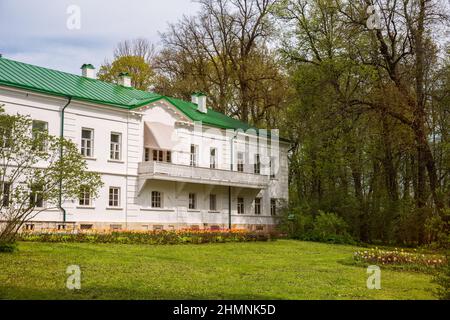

[0,57,287,140]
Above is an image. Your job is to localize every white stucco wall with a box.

[0,85,289,231]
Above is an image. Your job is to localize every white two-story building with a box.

[0,57,289,232]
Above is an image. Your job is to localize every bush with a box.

[17,229,275,245]
[424,210,450,249]
[433,251,450,300]
[278,208,355,244]
[0,242,17,253]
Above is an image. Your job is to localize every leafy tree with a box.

[98,38,156,91]
[277,0,449,244]
[0,107,103,247]
[154,0,288,126]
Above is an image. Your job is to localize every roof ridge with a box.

[0,57,289,141]
[0,57,146,94]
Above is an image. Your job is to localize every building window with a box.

[145,148,151,162]
[190,145,198,167]
[270,157,277,179]
[153,225,164,231]
[152,149,164,162]
[270,199,277,216]
[149,149,171,163]
[0,125,12,149]
[237,152,244,172]
[189,193,197,210]
[81,128,94,157]
[32,120,48,151]
[254,198,261,215]
[80,224,93,230]
[209,194,217,211]
[110,133,121,160]
[254,154,261,174]
[110,224,122,231]
[24,224,35,231]
[210,148,217,169]
[1,182,11,207]
[237,197,244,214]
[79,186,92,207]
[30,184,44,208]
[108,187,120,207]
[151,191,162,208]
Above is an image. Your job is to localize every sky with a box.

[0,0,200,74]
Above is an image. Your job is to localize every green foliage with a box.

[0,108,103,244]
[277,0,450,247]
[433,251,450,300]
[0,242,17,253]
[98,55,154,91]
[279,207,355,244]
[18,230,274,245]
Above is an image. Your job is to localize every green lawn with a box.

[0,240,437,300]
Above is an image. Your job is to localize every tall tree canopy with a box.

[154,0,290,126]
[98,39,156,91]
[277,0,449,244]
[99,0,449,245]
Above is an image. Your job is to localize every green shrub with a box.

[17,230,274,245]
[434,251,450,300]
[0,242,17,253]
[279,208,355,244]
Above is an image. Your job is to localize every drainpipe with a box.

[228,132,238,230]
[59,97,72,223]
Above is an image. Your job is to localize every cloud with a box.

[0,0,200,74]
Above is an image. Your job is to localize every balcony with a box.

[138,161,270,190]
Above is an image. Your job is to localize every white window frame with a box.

[110,132,122,160]
[0,126,12,149]
[79,186,92,207]
[151,191,162,208]
[190,145,198,167]
[145,148,151,162]
[108,187,120,208]
[210,148,217,169]
[254,198,261,215]
[32,120,48,152]
[209,194,217,211]
[237,152,244,172]
[189,193,197,210]
[81,128,94,158]
[254,154,261,174]
[30,184,45,209]
[270,157,277,179]
[237,197,244,214]
[270,199,277,216]
[1,182,11,207]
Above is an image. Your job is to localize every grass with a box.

[0,240,438,300]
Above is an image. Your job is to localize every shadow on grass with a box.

[0,285,285,300]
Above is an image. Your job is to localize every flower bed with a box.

[353,247,447,270]
[18,229,275,245]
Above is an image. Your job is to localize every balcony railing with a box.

[138,161,270,189]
